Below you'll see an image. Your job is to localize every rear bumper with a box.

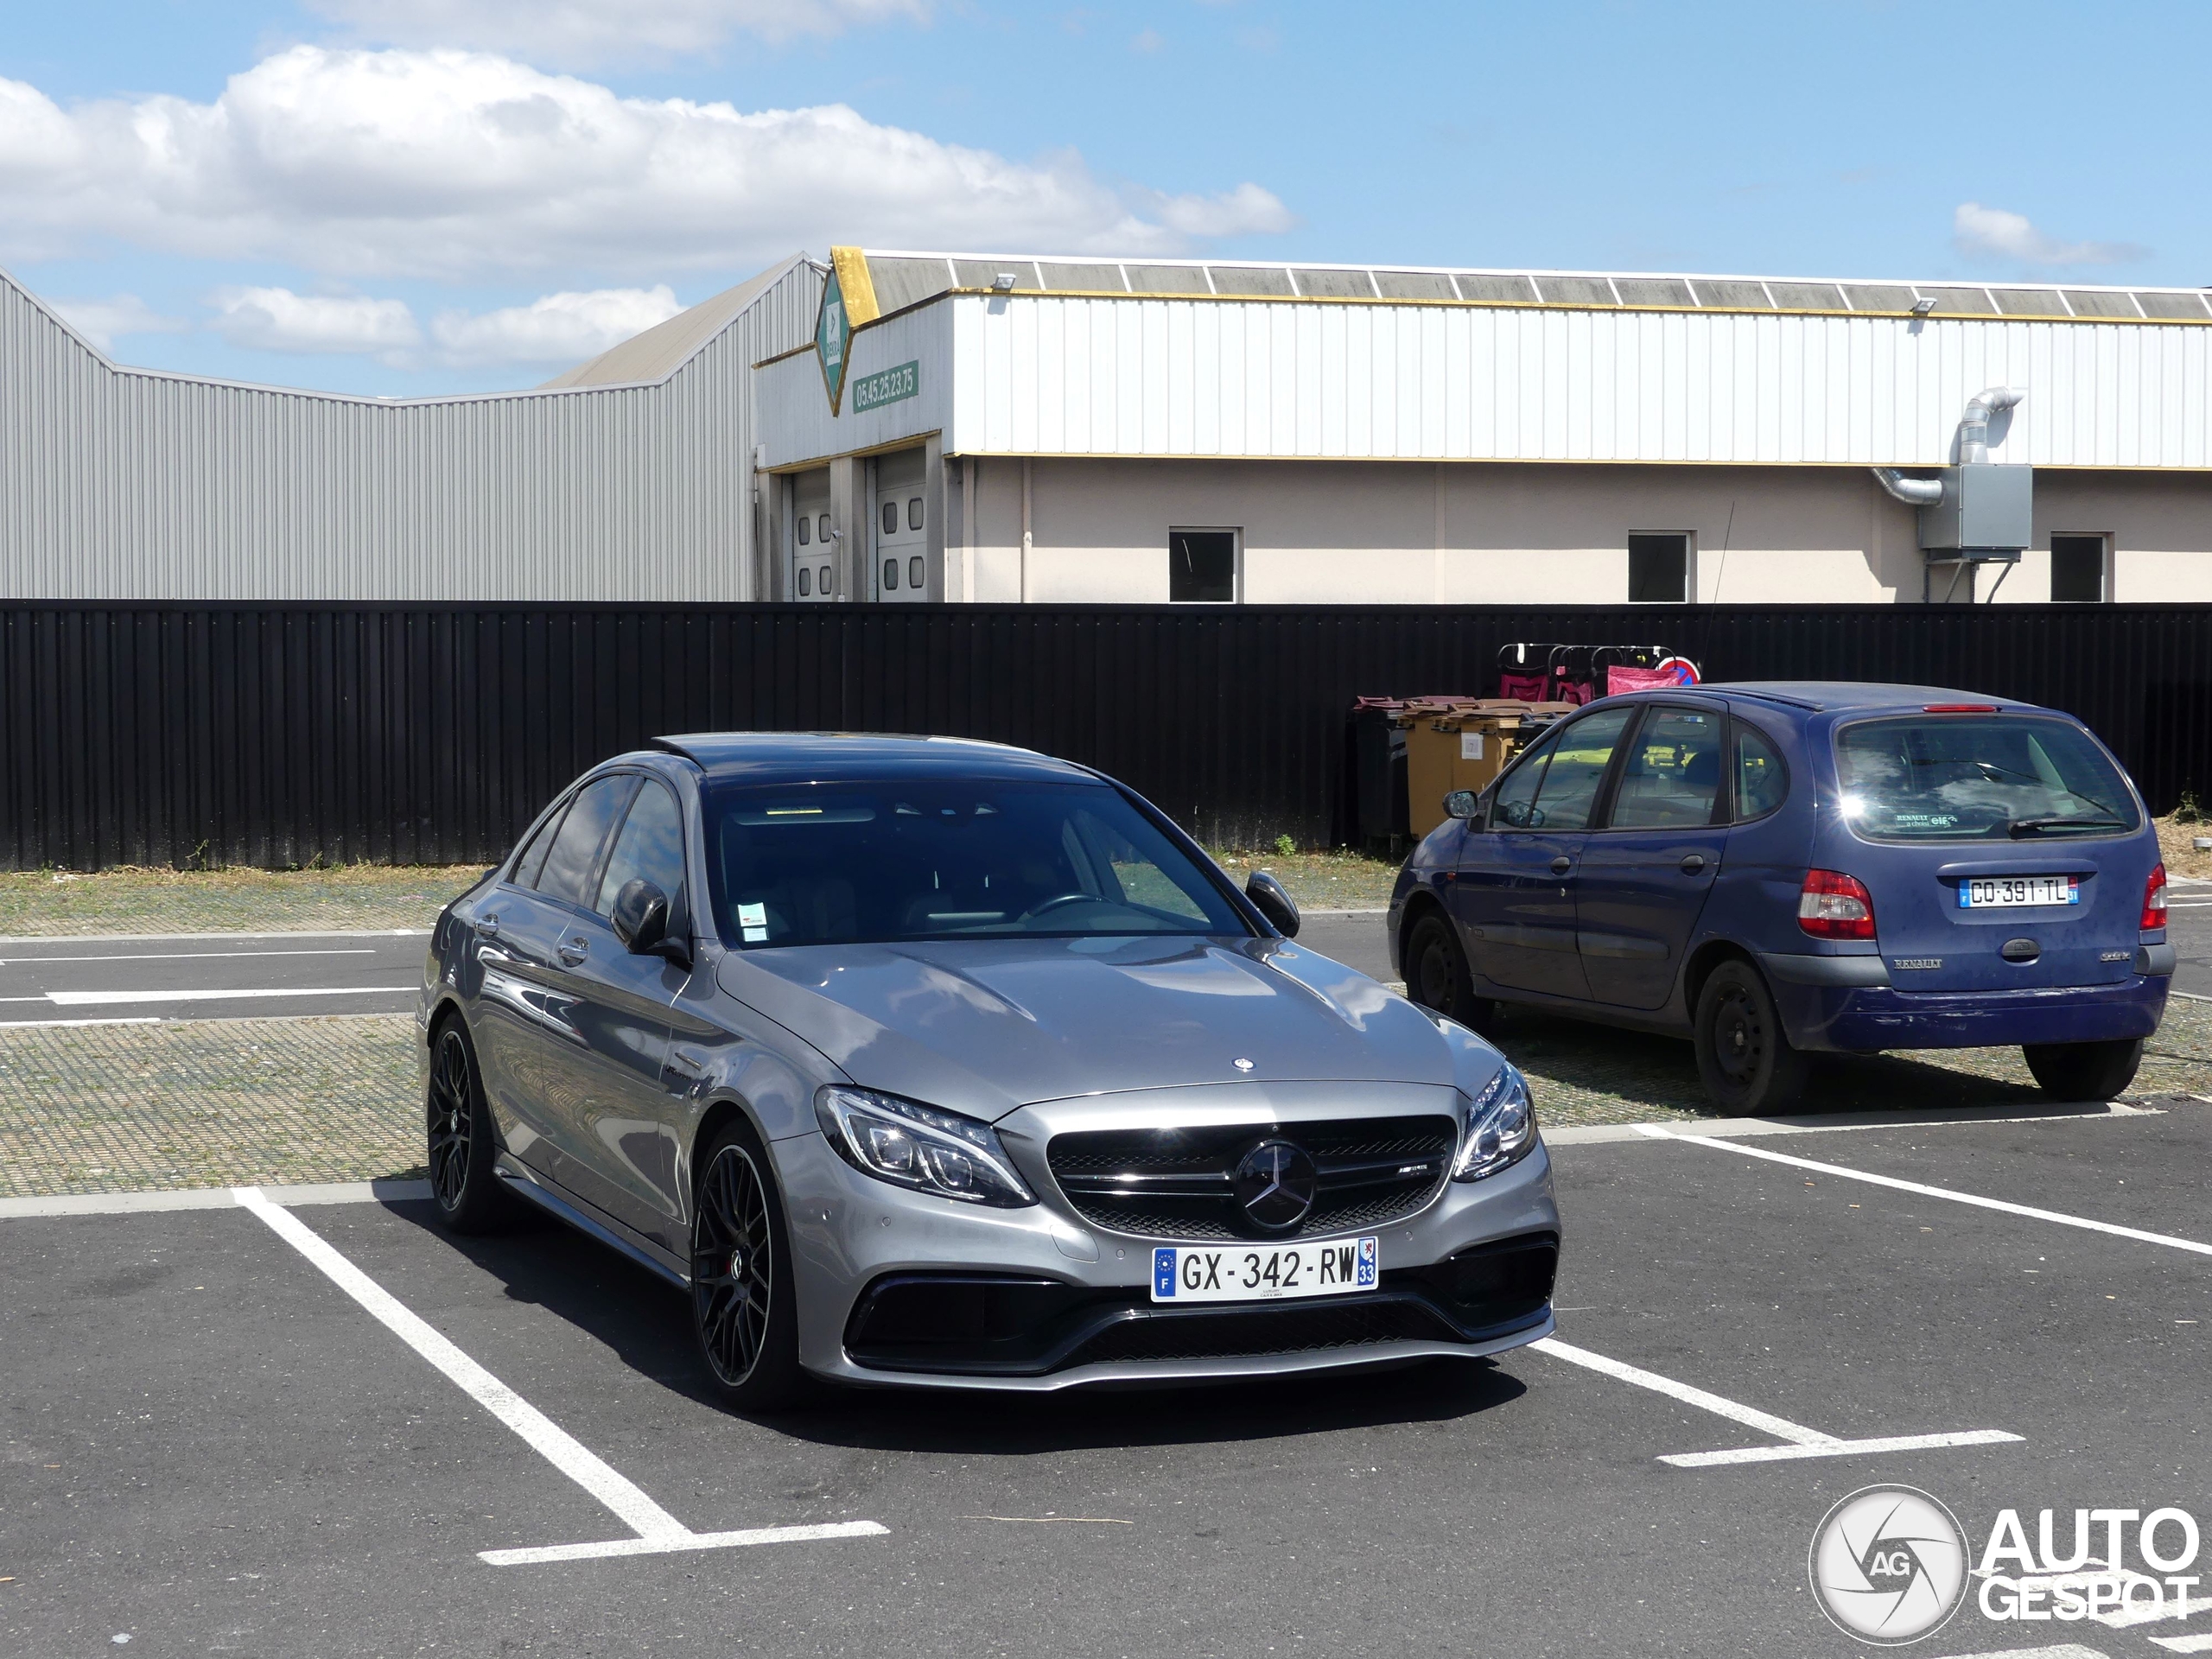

[1771,971,2171,1052]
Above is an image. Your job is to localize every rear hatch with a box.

[1824,709,2151,993]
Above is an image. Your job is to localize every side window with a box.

[1524,706,1635,831]
[1491,736,1557,830]
[537,775,637,907]
[1609,708,1726,829]
[510,802,566,887]
[1733,723,1789,821]
[596,780,687,917]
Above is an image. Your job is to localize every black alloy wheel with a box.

[1404,912,1499,1034]
[690,1124,807,1409]
[1692,959,1808,1116]
[424,1020,512,1233]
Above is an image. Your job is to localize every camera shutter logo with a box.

[1808,1485,1968,1645]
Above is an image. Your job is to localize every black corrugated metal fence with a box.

[3,602,2209,871]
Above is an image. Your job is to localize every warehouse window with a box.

[798,567,811,596]
[818,514,831,543]
[882,501,898,536]
[797,518,809,546]
[909,497,925,531]
[883,556,899,591]
[908,556,925,588]
[1628,534,1691,603]
[2050,534,2108,602]
[1170,530,1239,603]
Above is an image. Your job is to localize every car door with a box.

[538,775,696,1249]
[476,772,638,1185]
[1451,704,1634,1000]
[1575,703,1732,1010]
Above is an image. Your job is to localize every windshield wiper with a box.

[2007,816,2131,837]
[1972,760,2122,820]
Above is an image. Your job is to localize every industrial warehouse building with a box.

[3,249,2209,606]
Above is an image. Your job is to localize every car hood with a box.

[715,934,1454,1120]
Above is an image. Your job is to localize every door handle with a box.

[557,936,589,965]
[1680,854,1707,874]
[1550,856,1573,875]
[669,1047,709,1079]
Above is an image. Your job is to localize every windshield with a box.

[1834,715,2139,842]
[701,779,1248,947]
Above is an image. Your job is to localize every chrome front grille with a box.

[1044,1115,1458,1242]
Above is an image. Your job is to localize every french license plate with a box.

[1150,1236,1378,1304]
[1959,875,2080,909]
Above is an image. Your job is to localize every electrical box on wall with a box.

[1918,464,2033,553]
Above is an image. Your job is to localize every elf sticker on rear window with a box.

[738,902,768,943]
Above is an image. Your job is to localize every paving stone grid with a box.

[5,1001,2207,1200]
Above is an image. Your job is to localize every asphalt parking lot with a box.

[0,931,426,1024]
[10,1097,2212,1657]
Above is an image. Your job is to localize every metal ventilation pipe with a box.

[1869,385,2028,501]
[1957,386,2025,463]
[1871,467,1944,505]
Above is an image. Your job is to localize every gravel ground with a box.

[2,998,2204,1198]
[0,1014,423,1198]
[1208,846,1402,909]
[0,865,484,937]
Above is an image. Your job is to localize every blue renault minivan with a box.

[1389,683,2173,1113]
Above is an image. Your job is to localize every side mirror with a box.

[1245,870,1301,938]
[1443,790,1480,823]
[611,879,671,955]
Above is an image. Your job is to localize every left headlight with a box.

[1452,1061,1536,1182]
[814,1085,1036,1208]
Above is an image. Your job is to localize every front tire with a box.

[425,1019,514,1235]
[1693,960,1808,1116]
[691,1121,809,1411]
[1402,912,1499,1033]
[2024,1039,2145,1101]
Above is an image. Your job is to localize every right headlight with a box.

[1452,1061,1536,1182]
[814,1085,1036,1208]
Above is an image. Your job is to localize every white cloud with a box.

[47,294,187,353]
[430,285,683,365]
[1953,202,2146,268]
[1150,181,1296,238]
[0,48,1285,281]
[310,0,926,68]
[211,286,423,360]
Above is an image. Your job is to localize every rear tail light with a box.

[1922,703,1998,714]
[1799,869,1877,940]
[2143,863,2169,931]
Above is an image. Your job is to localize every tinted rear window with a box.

[1834,715,2139,842]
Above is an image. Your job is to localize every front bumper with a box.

[776,1128,1560,1391]
[1769,970,2171,1052]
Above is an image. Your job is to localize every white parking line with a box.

[1529,1336,2020,1467]
[0,1016,163,1030]
[232,1186,888,1566]
[2152,1633,2212,1652]
[46,986,416,1006]
[0,948,378,963]
[1634,1123,2212,1257]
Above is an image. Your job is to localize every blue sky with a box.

[4,0,2203,397]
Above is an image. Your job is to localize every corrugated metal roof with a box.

[850,248,2212,325]
[538,252,812,388]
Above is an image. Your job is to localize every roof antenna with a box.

[1707,500,1735,602]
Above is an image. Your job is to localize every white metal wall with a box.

[0,263,823,600]
[755,301,953,469]
[946,295,2212,470]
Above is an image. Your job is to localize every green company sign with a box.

[814,267,853,411]
[851,360,920,414]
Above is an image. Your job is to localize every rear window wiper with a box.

[2007,816,2132,837]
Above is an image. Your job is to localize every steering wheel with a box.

[1020,892,1098,921]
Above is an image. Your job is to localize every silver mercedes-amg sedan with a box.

[417,734,1560,1408]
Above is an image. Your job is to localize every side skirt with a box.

[494,1158,690,1290]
